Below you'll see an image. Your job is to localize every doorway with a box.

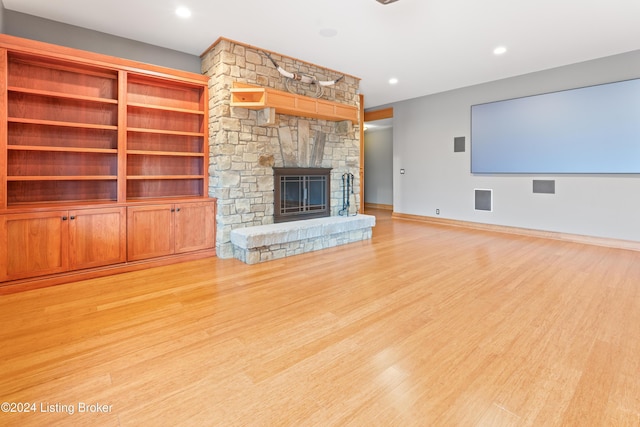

[363,108,393,212]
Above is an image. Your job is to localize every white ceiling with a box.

[3,0,640,108]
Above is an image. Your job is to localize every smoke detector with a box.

[376,0,399,4]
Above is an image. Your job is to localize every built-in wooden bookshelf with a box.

[5,52,120,207]
[0,35,215,293]
[126,73,207,200]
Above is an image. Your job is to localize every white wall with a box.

[364,127,393,205]
[391,49,640,241]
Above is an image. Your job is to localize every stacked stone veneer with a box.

[201,38,363,258]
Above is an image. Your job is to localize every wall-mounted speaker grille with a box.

[475,189,492,211]
[533,180,555,194]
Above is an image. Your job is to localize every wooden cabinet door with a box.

[69,207,126,270]
[127,204,174,261]
[174,201,215,254]
[0,211,69,281]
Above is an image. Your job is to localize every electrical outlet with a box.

[436,209,440,215]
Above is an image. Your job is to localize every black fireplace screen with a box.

[274,167,331,223]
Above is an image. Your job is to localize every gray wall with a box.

[391,49,640,242]
[364,127,393,206]
[0,3,5,34]
[2,10,201,72]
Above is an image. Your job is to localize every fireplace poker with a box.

[339,172,357,216]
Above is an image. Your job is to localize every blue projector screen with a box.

[471,78,640,174]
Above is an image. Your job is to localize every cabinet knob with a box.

[62,216,68,221]
[70,216,76,220]
[176,208,181,212]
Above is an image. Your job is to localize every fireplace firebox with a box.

[274,167,331,223]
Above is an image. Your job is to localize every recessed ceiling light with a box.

[493,46,507,55]
[389,78,399,85]
[176,6,191,18]
[319,28,338,38]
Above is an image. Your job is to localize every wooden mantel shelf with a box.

[230,82,358,123]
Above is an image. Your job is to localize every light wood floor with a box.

[1,210,640,426]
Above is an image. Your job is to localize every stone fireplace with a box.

[201,38,365,259]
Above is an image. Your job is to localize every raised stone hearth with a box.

[231,214,375,264]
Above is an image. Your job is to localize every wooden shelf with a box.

[126,175,204,180]
[7,176,118,181]
[8,145,117,154]
[127,150,205,157]
[128,102,205,115]
[230,82,358,123]
[125,196,210,204]
[8,86,119,104]
[127,127,204,137]
[8,117,118,131]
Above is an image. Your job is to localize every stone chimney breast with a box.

[201,38,361,258]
